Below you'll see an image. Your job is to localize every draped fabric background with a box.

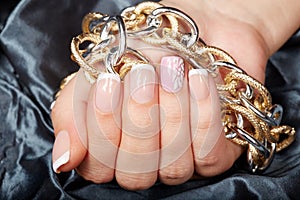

[1,0,300,199]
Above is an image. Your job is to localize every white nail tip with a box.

[131,63,155,72]
[97,73,121,82]
[188,68,208,78]
[53,151,70,173]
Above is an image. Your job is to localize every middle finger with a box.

[115,63,160,190]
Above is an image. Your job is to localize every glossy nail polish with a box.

[188,69,209,100]
[52,130,70,173]
[160,56,185,93]
[95,73,121,113]
[130,64,156,104]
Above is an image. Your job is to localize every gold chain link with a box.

[68,1,296,172]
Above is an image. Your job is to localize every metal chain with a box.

[69,1,296,172]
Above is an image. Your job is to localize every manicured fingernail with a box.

[160,56,184,93]
[52,130,70,173]
[130,64,156,104]
[96,73,121,113]
[189,69,209,100]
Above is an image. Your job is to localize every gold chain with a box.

[67,1,296,172]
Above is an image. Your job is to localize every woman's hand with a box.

[51,0,300,190]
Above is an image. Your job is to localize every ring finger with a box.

[158,56,194,185]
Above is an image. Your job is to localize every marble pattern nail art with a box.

[161,56,184,93]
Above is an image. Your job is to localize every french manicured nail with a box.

[96,73,121,113]
[52,130,70,173]
[130,64,156,104]
[189,69,209,100]
[160,56,184,93]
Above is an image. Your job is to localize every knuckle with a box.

[165,113,184,125]
[159,165,192,185]
[124,105,159,135]
[162,101,183,117]
[161,107,187,125]
[76,155,115,184]
[96,126,121,144]
[195,155,234,177]
[194,120,212,131]
[122,123,157,139]
[194,156,220,176]
[77,167,114,184]
[195,156,219,168]
[193,116,220,131]
[160,97,186,114]
[116,172,156,190]
[127,103,153,124]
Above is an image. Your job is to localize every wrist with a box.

[160,0,269,82]
[160,0,270,53]
[161,0,300,56]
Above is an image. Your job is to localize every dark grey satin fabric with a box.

[1,0,300,199]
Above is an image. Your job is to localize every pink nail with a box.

[189,69,209,100]
[52,130,70,173]
[160,56,184,93]
[130,64,156,104]
[95,73,121,113]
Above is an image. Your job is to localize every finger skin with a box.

[128,42,195,185]
[77,76,122,183]
[115,66,160,190]
[189,69,243,176]
[51,69,90,172]
[158,58,194,185]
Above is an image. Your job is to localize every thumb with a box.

[51,69,90,173]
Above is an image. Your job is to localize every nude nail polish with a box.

[130,64,156,104]
[188,69,209,100]
[52,130,70,173]
[95,73,121,113]
[160,56,185,93]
